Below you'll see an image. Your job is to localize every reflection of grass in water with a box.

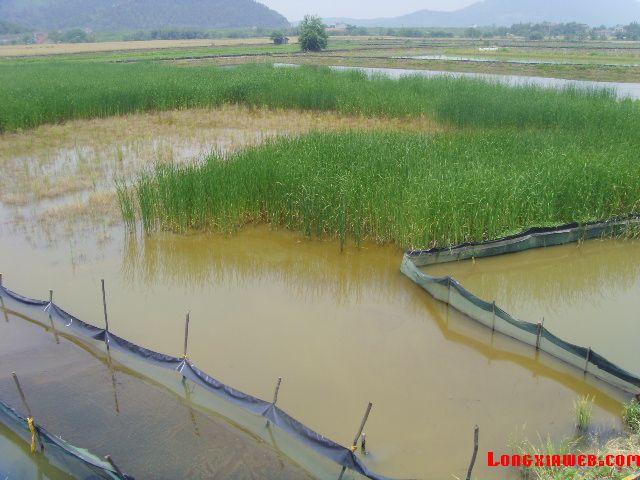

[425,239,640,321]
[120,229,404,306]
[426,239,640,318]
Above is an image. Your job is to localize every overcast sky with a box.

[259,0,478,21]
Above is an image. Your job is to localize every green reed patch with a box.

[1,62,638,136]
[122,130,640,250]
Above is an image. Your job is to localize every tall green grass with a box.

[4,61,638,248]
[123,129,640,249]
[1,62,638,136]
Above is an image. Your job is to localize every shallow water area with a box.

[398,54,640,67]
[275,63,640,99]
[0,218,629,479]
[425,238,640,376]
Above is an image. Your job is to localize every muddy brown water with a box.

[0,219,631,480]
[426,238,640,375]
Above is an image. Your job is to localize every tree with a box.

[298,15,328,52]
[270,30,287,44]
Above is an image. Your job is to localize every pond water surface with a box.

[0,219,631,479]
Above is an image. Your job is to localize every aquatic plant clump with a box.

[122,130,640,250]
[623,400,640,433]
[574,395,594,431]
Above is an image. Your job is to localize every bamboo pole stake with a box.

[101,279,109,333]
[351,402,372,448]
[272,377,283,405]
[466,425,480,480]
[183,312,190,359]
[491,301,496,332]
[338,402,373,480]
[536,317,545,351]
[11,372,44,452]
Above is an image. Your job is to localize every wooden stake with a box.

[360,432,367,454]
[272,377,282,405]
[183,312,190,359]
[0,272,3,287]
[49,290,53,304]
[11,372,44,452]
[338,402,373,480]
[536,318,545,351]
[491,301,496,332]
[466,425,480,480]
[351,402,372,447]
[101,279,109,332]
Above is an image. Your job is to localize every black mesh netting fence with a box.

[402,217,640,394]
[0,282,395,480]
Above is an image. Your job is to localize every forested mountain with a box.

[0,0,289,31]
[326,0,640,27]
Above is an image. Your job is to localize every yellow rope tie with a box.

[27,416,37,453]
[349,445,357,453]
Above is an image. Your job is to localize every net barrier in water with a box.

[0,283,396,480]
[401,216,640,394]
[0,397,129,479]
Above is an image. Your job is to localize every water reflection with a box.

[120,227,627,417]
[121,227,405,306]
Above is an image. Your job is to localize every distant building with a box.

[273,37,289,45]
[326,23,347,33]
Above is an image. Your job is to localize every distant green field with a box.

[1,61,634,132]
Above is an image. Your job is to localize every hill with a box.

[0,0,289,32]
[326,0,640,27]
